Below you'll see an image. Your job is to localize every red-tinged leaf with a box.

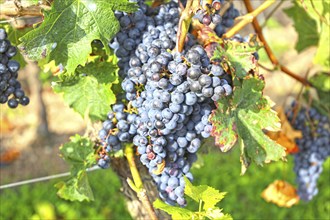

[210,101,238,152]
[212,34,262,78]
[210,77,286,173]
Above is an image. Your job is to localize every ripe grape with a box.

[0,28,30,108]
[286,103,330,201]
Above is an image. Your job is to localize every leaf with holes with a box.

[53,60,118,121]
[19,0,137,74]
[212,35,261,78]
[210,78,286,173]
[56,135,96,201]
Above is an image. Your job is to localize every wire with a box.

[0,166,100,190]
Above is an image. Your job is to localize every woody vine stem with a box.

[242,0,312,87]
[124,144,158,220]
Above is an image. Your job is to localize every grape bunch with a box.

[98,0,239,206]
[0,28,30,108]
[286,103,330,201]
[110,0,156,78]
[98,103,138,168]
[192,0,239,37]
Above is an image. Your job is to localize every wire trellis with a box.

[0,166,100,190]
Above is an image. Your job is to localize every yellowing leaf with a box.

[261,180,299,208]
[267,107,302,154]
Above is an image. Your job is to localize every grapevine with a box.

[1,0,329,219]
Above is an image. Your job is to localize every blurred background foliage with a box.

[1,149,329,220]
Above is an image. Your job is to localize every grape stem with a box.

[176,0,200,53]
[222,0,276,39]
[260,1,284,28]
[124,144,158,220]
[243,0,312,87]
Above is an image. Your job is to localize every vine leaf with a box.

[153,199,193,220]
[283,2,319,52]
[307,72,330,117]
[55,135,96,202]
[210,78,286,174]
[184,177,226,210]
[154,177,231,220]
[304,0,330,70]
[310,72,330,103]
[205,208,233,220]
[19,0,137,75]
[267,107,302,154]
[53,60,118,121]
[284,1,330,71]
[261,180,299,208]
[212,35,261,78]
[313,23,330,70]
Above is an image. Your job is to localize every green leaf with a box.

[154,179,231,220]
[19,0,137,74]
[212,35,261,78]
[153,199,193,220]
[184,177,226,210]
[59,134,96,174]
[5,25,31,68]
[53,60,118,121]
[297,0,330,29]
[237,108,285,165]
[310,72,330,95]
[55,170,94,202]
[308,72,330,116]
[210,78,286,173]
[56,134,96,201]
[283,2,319,52]
[287,1,330,70]
[313,23,330,70]
[205,208,233,220]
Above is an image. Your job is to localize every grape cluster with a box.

[98,103,138,168]
[0,28,29,108]
[192,0,239,37]
[99,0,238,206]
[286,103,330,201]
[110,0,155,78]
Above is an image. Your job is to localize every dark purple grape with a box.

[19,96,30,106]
[8,98,18,108]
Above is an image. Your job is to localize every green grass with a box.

[191,148,330,220]
[0,169,132,220]
[1,149,329,220]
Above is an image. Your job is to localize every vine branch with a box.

[261,1,284,28]
[0,1,49,17]
[243,0,312,87]
[222,0,276,39]
[124,144,158,220]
